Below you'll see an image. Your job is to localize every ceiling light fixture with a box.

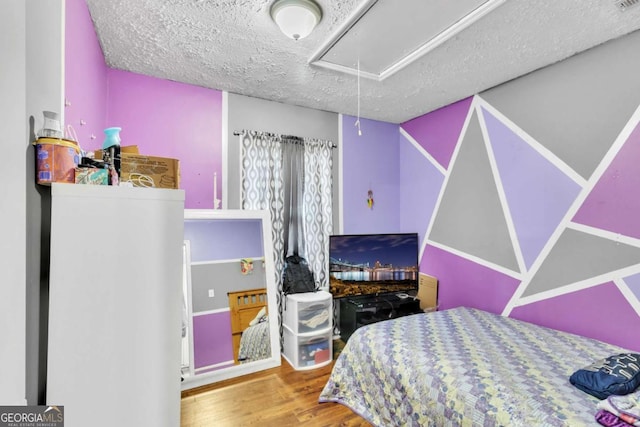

[270,0,322,40]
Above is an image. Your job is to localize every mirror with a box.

[180,209,280,390]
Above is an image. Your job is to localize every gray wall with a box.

[226,93,341,231]
[480,30,640,181]
[424,30,640,283]
[402,29,640,351]
[186,216,269,312]
[191,260,267,312]
[476,29,640,283]
[1,0,28,405]
[428,109,520,271]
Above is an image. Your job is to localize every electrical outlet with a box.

[208,289,215,298]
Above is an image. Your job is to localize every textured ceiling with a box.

[85,0,640,124]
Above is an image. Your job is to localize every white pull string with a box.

[355,58,362,136]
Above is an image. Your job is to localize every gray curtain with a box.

[281,136,305,258]
[240,130,333,343]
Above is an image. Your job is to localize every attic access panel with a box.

[309,0,505,81]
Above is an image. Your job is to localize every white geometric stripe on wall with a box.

[616,277,640,318]
[518,227,640,301]
[417,95,640,315]
[623,272,640,302]
[503,101,640,314]
[427,101,520,273]
[398,130,445,259]
[411,92,640,319]
[479,102,583,272]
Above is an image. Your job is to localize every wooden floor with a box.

[181,358,371,427]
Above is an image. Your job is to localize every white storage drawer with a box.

[282,326,332,370]
[283,291,332,333]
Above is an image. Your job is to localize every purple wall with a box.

[66,0,639,357]
[184,219,264,262]
[573,120,640,240]
[64,0,108,150]
[482,107,582,270]
[65,0,223,209]
[398,96,640,351]
[421,245,520,313]
[192,312,234,369]
[511,282,640,351]
[396,84,640,351]
[65,0,231,373]
[106,69,223,209]
[401,97,472,170]
[341,115,401,234]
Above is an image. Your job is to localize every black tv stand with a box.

[339,293,421,342]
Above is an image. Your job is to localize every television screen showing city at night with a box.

[329,233,419,298]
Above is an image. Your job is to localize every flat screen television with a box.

[329,233,419,299]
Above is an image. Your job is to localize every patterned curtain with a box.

[240,131,286,332]
[302,139,333,290]
[240,130,334,343]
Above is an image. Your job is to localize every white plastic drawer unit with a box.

[282,326,332,370]
[283,291,332,333]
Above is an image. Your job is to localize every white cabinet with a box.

[46,184,184,427]
[282,291,332,370]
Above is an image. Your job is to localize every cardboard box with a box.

[93,147,180,189]
[75,168,108,185]
[93,145,139,158]
[121,145,140,154]
[418,273,438,311]
[120,153,180,189]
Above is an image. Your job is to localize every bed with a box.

[319,307,630,426]
[237,318,271,363]
[228,287,268,364]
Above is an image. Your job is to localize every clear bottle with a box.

[38,111,64,139]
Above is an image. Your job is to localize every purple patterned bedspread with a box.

[319,307,628,426]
